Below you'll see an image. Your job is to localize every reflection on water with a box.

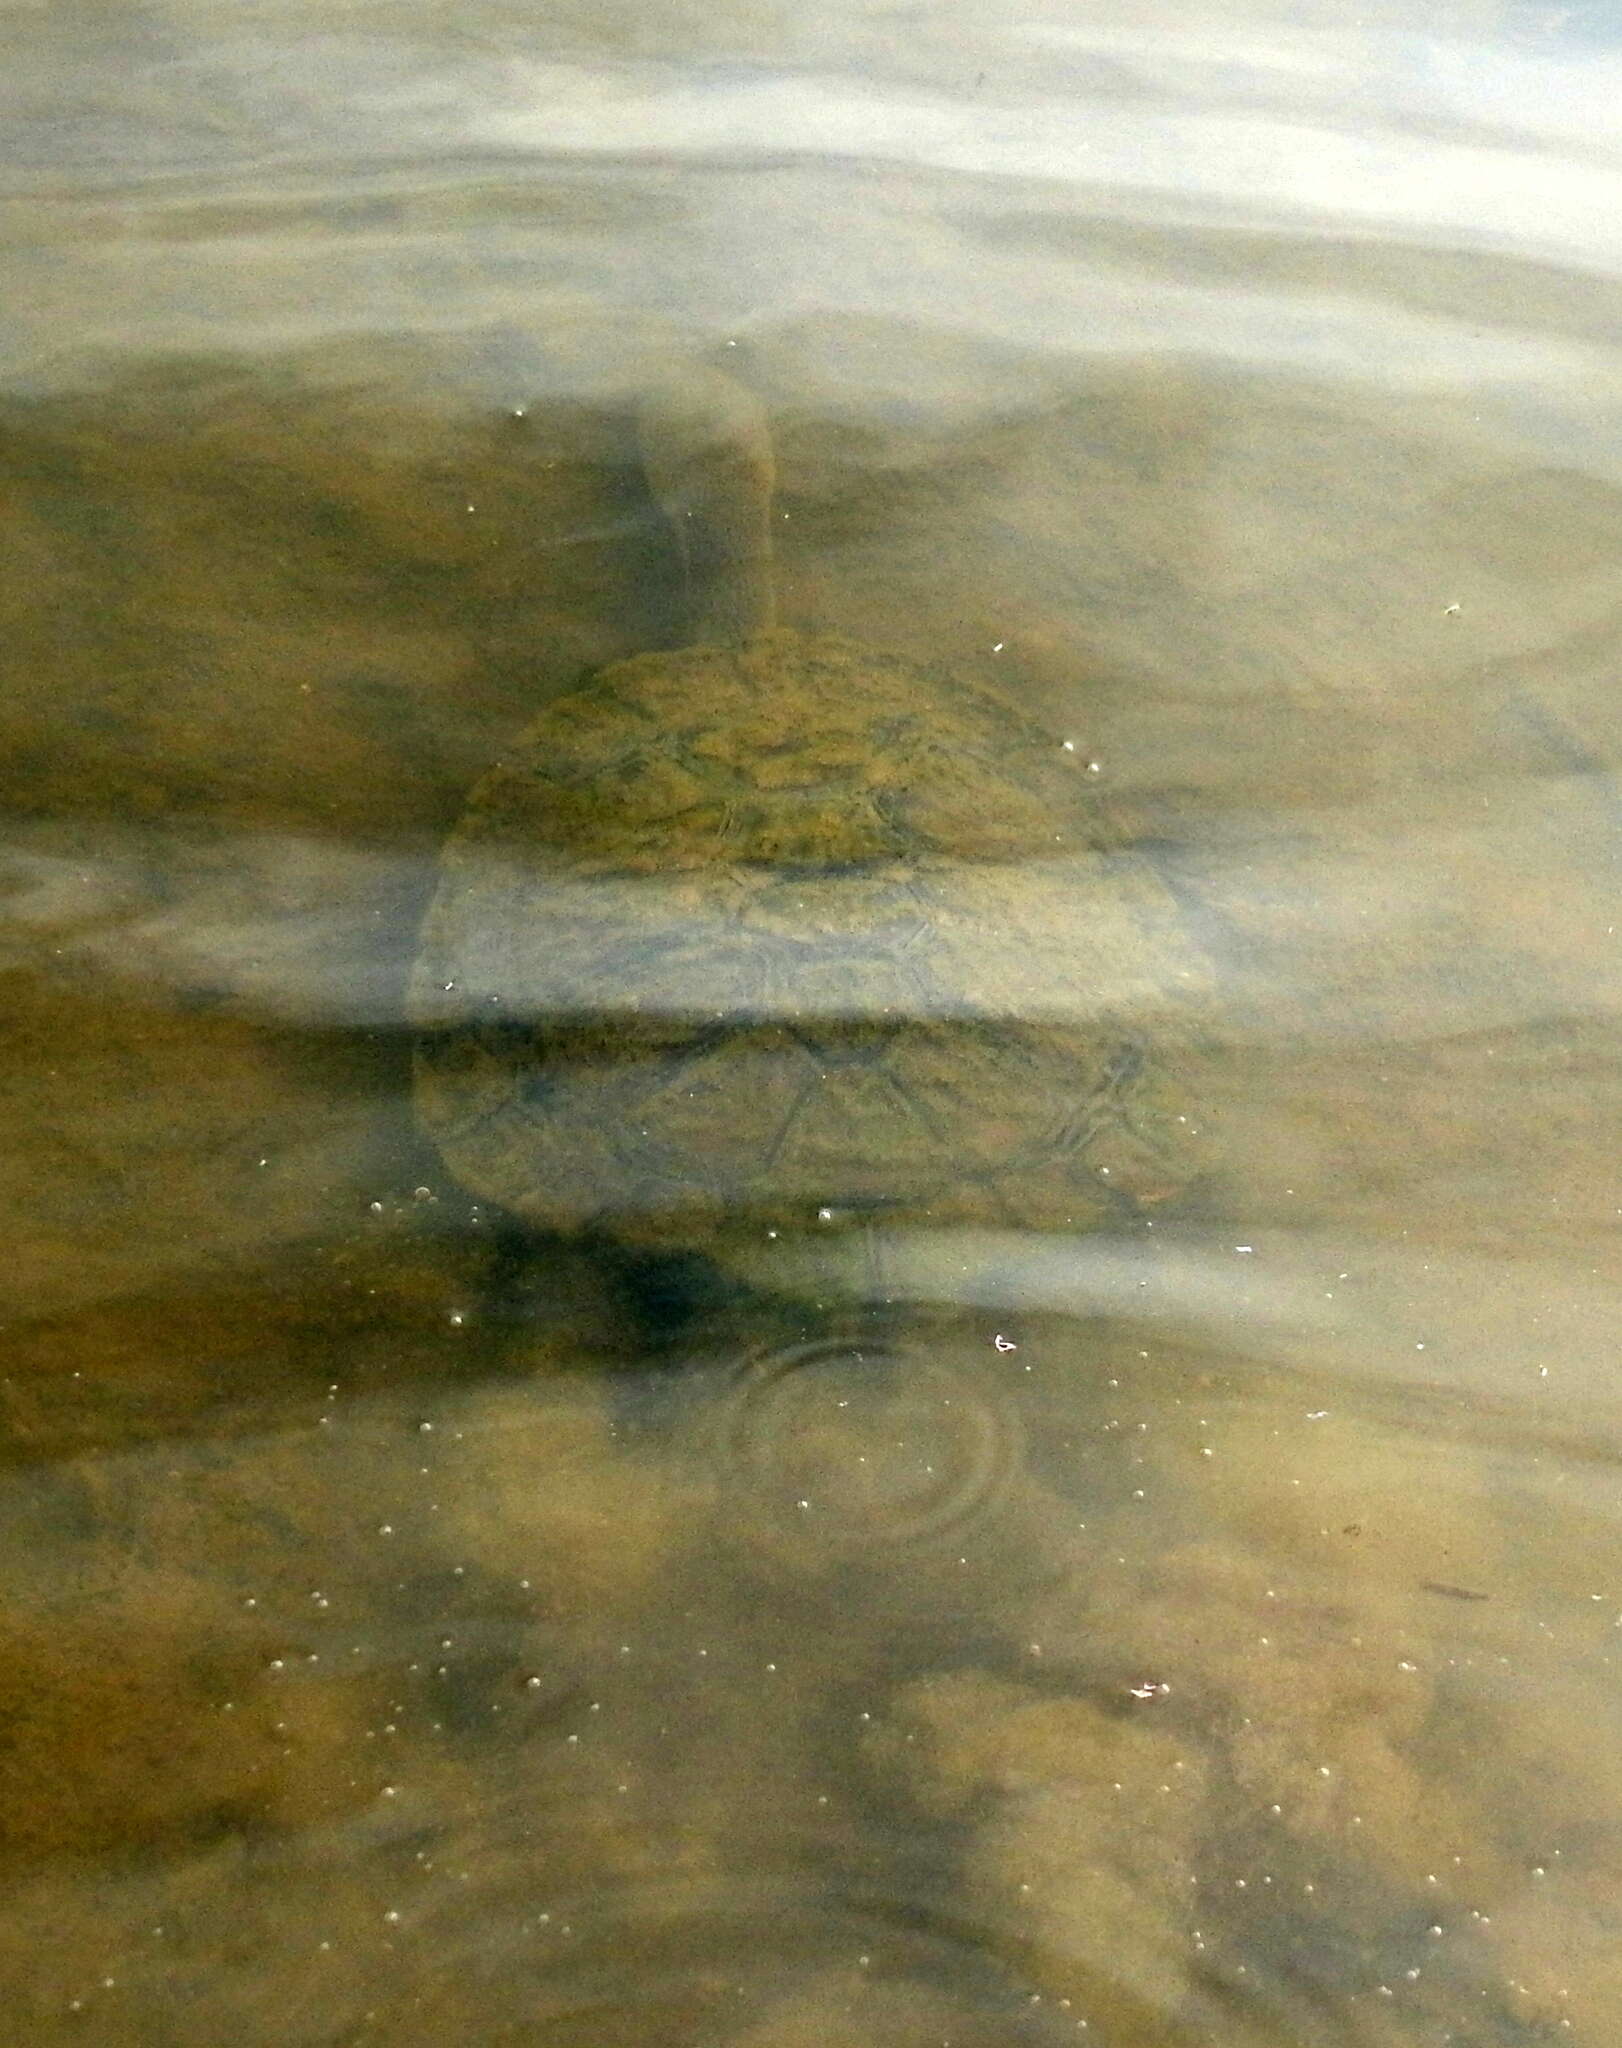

[3,0,1621,2041]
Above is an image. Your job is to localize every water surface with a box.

[2,2,1620,2042]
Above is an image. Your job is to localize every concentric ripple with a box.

[714,1326,1024,1566]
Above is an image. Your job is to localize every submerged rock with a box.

[867,1668,1207,2042]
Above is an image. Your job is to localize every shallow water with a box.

[2,2,1620,2042]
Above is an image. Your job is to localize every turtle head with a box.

[637,367,778,646]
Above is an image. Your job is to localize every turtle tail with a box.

[637,366,778,646]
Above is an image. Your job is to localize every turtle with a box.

[409,368,1211,1316]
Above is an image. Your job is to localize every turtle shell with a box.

[410,630,1210,1264]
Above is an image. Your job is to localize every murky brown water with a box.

[2,2,1620,2041]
